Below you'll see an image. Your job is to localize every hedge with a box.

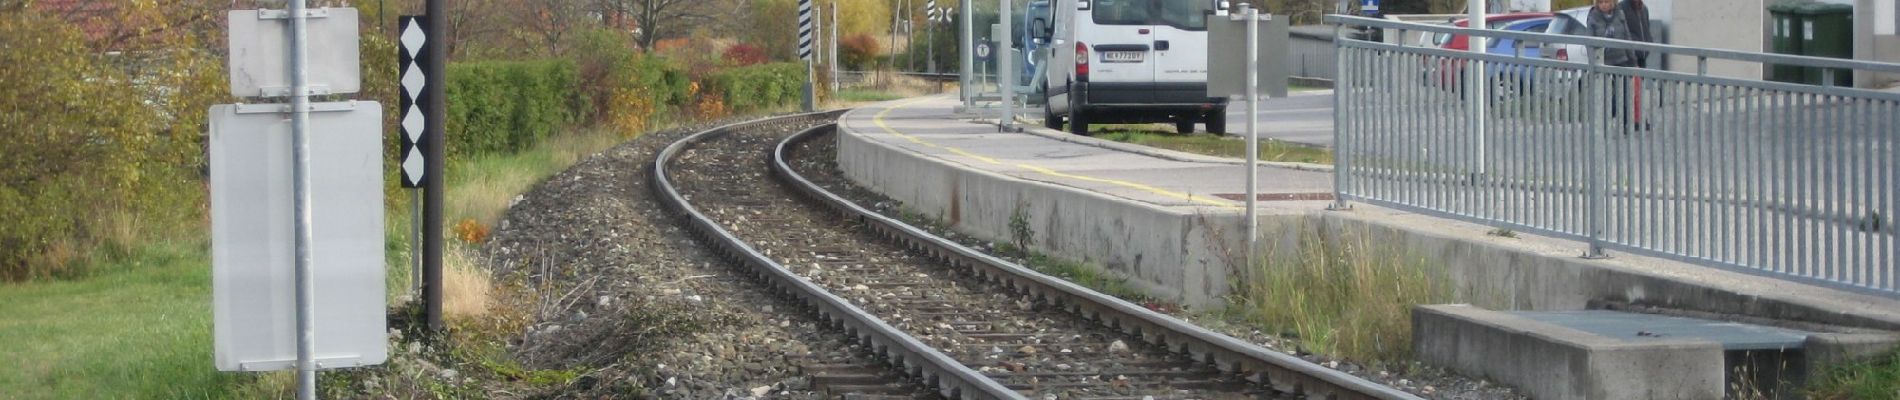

[709,62,808,112]
[445,59,585,156]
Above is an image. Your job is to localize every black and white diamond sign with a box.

[797,0,814,60]
[399,16,428,188]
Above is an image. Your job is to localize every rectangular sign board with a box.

[228,8,363,98]
[1207,13,1290,98]
[210,102,386,371]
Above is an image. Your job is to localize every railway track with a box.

[653,112,1423,399]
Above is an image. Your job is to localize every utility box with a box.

[1206,12,1290,98]
[1769,1,1807,83]
[1796,1,1856,86]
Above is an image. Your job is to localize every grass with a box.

[447,126,630,227]
[1094,125,1335,164]
[1806,348,1900,399]
[833,88,905,103]
[1225,223,1454,363]
[0,239,279,400]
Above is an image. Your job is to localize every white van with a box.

[1029,0,1228,135]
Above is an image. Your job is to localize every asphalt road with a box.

[1217,90,1337,148]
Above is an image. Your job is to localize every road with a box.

[1218,90,1337,147]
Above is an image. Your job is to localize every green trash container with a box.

[1766,1,1807,83]
[1794,1,1855,86]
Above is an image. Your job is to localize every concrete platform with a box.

[836,95,1900,334]
[1416,305,1900,400]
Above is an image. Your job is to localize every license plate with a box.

[1102,51,1144,63]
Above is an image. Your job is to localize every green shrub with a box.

[0,9,216,280]
[602,54,693,135]
[444,60,585,156]
[709,62,808,112]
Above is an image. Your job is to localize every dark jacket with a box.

[1619,0,1653,65]
[1589,6,1636,67]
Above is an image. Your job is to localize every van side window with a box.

[1092,0,1151,26]
[1157,0,1211,30]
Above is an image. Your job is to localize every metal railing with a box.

[1326,15,1900,297]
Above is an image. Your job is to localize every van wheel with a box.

[1068,92,1090,136]
[1043,94,1063,130]
[1175,119,1196,135]
[1205,108,1227,135]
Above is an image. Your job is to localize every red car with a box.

[1431,12,1556,51]
[1422,13,1555,94]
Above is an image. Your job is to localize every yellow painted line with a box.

[867,98,1238,209]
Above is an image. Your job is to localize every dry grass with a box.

[1227,222,1455,364]
[447,127,629,228]
[443,249,493,320]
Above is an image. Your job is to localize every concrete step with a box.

[1413,304,1898,400]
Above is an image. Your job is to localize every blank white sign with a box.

[228,8,362,98]
[210,102,386,372]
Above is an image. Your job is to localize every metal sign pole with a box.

[998,0,1014,130]
[832,3,841,92]
[284,1,320,398]
[960,0,974,106]
[1469,0,1487,175]
[1243,5,1260,264]
[424,0,447,333]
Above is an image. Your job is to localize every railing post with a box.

[1330,21,1352,211]
[1584,49,1610,259]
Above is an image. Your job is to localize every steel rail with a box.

[772,125,1426,400]
[652,111,1023,400]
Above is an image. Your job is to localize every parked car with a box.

[1428,16,1553,94]
[1034,0,1229,135]
[1431,12,1554,51]
[1542,7,1593,64]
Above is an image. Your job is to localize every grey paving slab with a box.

[842,95,1334,209]
[1512,310,1811,351]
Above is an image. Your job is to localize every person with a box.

[1589,0,1645,131]
[1619,0,1653,68]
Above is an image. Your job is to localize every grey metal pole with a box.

[889,0,900,72]
[424,0,447,333]
[832,3,841,92]
[927,19,937,73]
[1244,5,1260,260]
[806,4,820,111]
[961,0,974,106]
[999,0,1013,129]
[1469,0,1487,175]
[286,1,318,398]
[905,0,916,71]
[411,190,420,294]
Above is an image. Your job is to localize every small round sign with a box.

[976,42,993,61]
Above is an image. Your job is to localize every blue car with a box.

[1018,0,1053,90]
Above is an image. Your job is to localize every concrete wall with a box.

[836,131,1247,307]
[1287,26,1337,80]
[1856,0,1900,88]
[1669,0,1769,79]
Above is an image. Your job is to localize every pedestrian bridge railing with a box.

[1325,15,1900,297]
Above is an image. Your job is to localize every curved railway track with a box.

[652,112,1423,400]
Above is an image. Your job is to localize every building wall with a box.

[1667,0,1768,79]
[1856,0,1900,88]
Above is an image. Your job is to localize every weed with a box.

[1806,347,1900,399]
[1486,228,1518,238]
[1228,223,1454,363]
[1008,201,1035,255]
[1094,127,1335,164]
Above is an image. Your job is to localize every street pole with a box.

[905,0,916,71]
[1469,0,1487,175]
[960,0,974,107]
[1242,4,1260,263]
[889,0,900,73]
[832,3,841,92]
[285,1,319,398]
[998,0,1013,130]
[927,19,936,73]
[806,3,820,111]
[424,0,447,334]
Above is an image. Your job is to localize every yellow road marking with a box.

[868,98,1238,208]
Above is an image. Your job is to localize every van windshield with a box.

[1092,0,1210,30]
